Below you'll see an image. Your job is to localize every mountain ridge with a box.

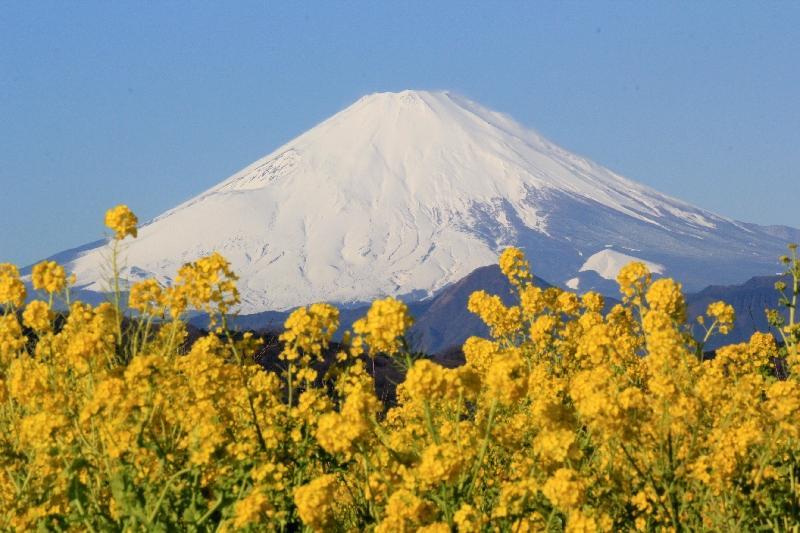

[183,263,784,355]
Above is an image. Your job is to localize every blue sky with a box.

[1,2,799,266]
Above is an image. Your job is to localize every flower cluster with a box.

[128,278,165,316]
[31,260,67,294]
[104,204,138,240]
[706,300,736,334]
[280,303,339,362]
[22,300,53,332]
[499,246,532,287]
[0,264,26,308]
[173,252,240,322]
[352,296,413,355]
[2,211,799,532]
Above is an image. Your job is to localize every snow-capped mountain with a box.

[42,90,799,312]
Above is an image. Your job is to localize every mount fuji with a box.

[41,90,798,313]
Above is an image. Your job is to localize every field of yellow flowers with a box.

[1,205,799,531]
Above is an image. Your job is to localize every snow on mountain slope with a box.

[41,90,799,312]
[580,249,665,280]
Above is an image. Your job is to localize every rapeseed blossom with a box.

[352,296,412,355]
[31,260,67,294]
[128,278,165,316]
[0,263,26,308]
[499,246,532,287]
[104,204,138,239]
[1,209,799,531]
[706,299,736,334]
[22,300,52,332]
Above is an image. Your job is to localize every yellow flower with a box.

[232,490,271,528]
[530,314,557,347]
[616,261,651,302]
[533,428,578,465]
[280,302,339,361]
[748,331,777,360]
[566,509,610,533]
[6,200,800,531]
[766,380,800,426]
[485,349,528,406]
[375,489,432,533]
[293,474,338,531]
[581,291,604,313]
[493,478,539,519]
[542,468,585,511]
[31,260,67,294]
[104,204,138,239]
[645,278,686,321]
[128,279,165,316]
[352,297,412,355]
[556,291,581,316]
[315,384,380,457]
[520,285,546,317]
[0,313,25,360]
[499,246,532,287]
[0,263,26,307]
[22,300,53,333]
[454,503,483,532]
[417,523,451,533]
[174,252,240,318]
[60,301,118,371]
[706,300,735,334]
[462,336,498,374]
[416,442,465,487]
[402,359,464,401]
[164,284,188,319]
[467,290,521,339]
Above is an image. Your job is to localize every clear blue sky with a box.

[2,2,799,266]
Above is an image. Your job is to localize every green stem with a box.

[146,467,191,525]
[466,399,498,497]
[111,239,123,344]
[287,362,294,406]
[196,493,225,525]
[423,400,440,444]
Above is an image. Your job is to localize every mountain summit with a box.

[48,90,798,312]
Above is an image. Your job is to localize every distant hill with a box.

[203,263,788,356]
[687,274,786,348]
[409,267,788,354]
[408,265,547,354]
